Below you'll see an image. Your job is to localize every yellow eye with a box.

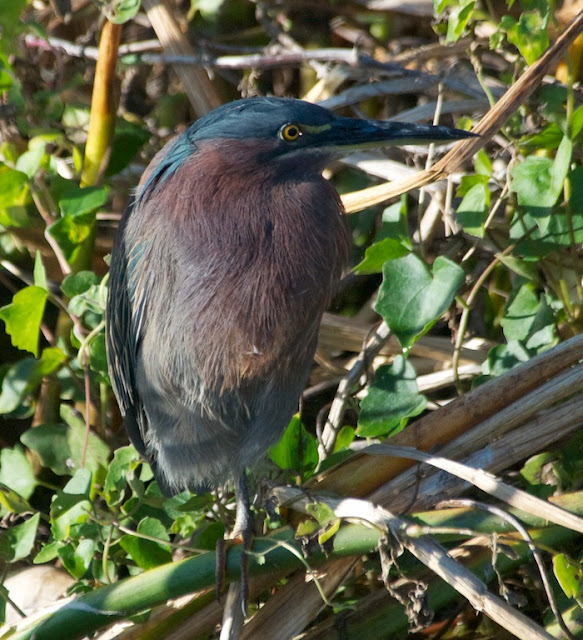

[280,124,302,141]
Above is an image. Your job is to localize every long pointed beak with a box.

[324,116,477,151]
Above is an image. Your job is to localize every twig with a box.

[23,34,162,59]
[23,33,428,74]
[273,486,557,640]
[219,584,244,640]
[452,242,515,391]
[317,321,391,464]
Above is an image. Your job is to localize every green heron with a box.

[106,96,473,611]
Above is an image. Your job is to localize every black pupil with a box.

[287,126,298,138]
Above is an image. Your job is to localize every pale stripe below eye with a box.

[301,123,332,134]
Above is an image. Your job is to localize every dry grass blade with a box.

[365,444,583,533]
[141,0,220,116]
[239,559,357,640]
[371,393,583,514]
[312,333,583,497]
[429,362,583,457]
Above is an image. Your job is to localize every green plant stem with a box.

[7,526,378,640]
[452,243,515,392]
[11,489,583,640]
[563,53,583,309]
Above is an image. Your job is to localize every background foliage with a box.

[0,0,582,638]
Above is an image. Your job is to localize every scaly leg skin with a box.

[219,474,253,640]
[216,474,253,611]
[233,474,252,615]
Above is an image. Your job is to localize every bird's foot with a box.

[216,533,250,608]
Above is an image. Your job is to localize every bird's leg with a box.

[216,473,253,613]
[218,474,253,640]
[233,473,252,614]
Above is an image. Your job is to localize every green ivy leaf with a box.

[358,356,426,438]
[520,452,556,487]
[106,120,151,177]
[456,181,490,237]
[553,554,583,606]
[511,136,572,234]
[0,165,30,228]
[509,207,583,257]
[0,0,28,45]
[269,414,318,478]
[505,11,549,65]
[20,424,70,476]
[58,538,96,579]
[0,286,48,356]
[306,502,338,528]
[51,494,92,541]
[15,144,46,178]
[551,136,573,200]
[58,184,107,218]
[511,157,554,217]
[318,518,341,546]
[103,446,142,507]
[68,283,104,319]
[305,502,341,545]
[474,149,492,176]
[102,0,141,24]
[0,358,38,414]
[376,198,411,246]
[22,407,110,476]
[0,513,40,563]
[0,348,66,414]
[353,238,409,274]
[495,255,539,281]
[88,333,108,376]
[0,446,37,500]
[61,271,99,298]
[295,519,319,537]
[500,283,557,350]
[483,341,531,376]
[375,253,465,348]
[47,211,95,266]
[189,521,224,551]
[33,251,48,290]
[34,539,65,564]
[446,0,475,43]
[434,0,453,11]
[572,104,583,139]
[0,484,34,515]
[520,123,563,150]
[120,517,172,569]
[333,426,355,453]
[50,469,93,541]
